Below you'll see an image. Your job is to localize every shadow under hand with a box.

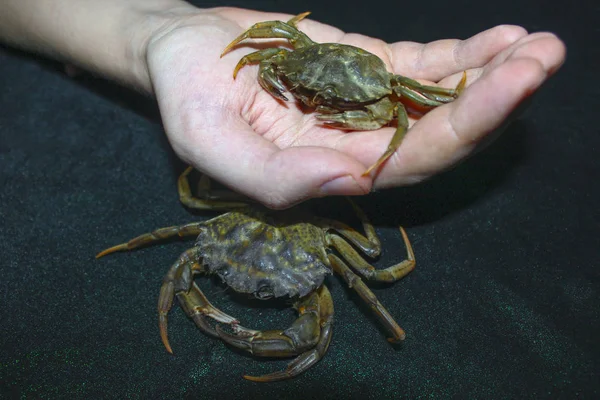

[360,119,533,228]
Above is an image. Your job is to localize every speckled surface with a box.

[1,0,598,398]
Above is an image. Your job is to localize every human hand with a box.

[146,7,565,209]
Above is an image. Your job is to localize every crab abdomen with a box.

[278,43,392,106]
[195,210,330,299]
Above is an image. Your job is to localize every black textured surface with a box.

[1,0,598,398]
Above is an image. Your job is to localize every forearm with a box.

[0,0,197,93]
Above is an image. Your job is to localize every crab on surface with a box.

[221,12,467,176]
[97,167,416,382]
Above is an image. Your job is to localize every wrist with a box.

[0,0,201,95]
[125,1,201,94]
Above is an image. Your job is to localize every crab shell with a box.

[278,43,393,108]
[195,208,331,299]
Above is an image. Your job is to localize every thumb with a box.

[256,146,372,209]
[179,119,371,209]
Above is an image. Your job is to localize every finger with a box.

[174,114,371,209]
[335,57,547,188]
[483,32,566,76]
[447,58,545,148]
[398,58,545,187]
[389,25,528,81]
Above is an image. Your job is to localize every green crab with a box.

[221,12,467,175]
[97,167,415,382]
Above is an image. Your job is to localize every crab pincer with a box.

[216,286,334,382]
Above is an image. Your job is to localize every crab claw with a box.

[243,345,326,382]
[216,287,334,382]
[158,250,241,354]
[216,316,318,357]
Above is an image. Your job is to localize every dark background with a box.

[1,0,598,398]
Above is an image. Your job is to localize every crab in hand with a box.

[221,12,467,175]
[97,167,415,382]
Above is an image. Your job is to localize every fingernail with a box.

[319,175,367,196]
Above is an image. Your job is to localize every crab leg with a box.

[320,198,382,258]
[363,104,410,175]
[230,47,286,77]
[329,227,415,283]
[159,247,239,353]
[363,72,467,175]
[178,166,248,210]
[394,71,467,105]
[96,167,252,258]
[221,15,314,57]
[228,47,292,100]
[328,253,405,343]
[216,286,334,382]
[316,96,395,130]
[95,222,203,258]
[286,11,311,27]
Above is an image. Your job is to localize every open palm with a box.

[146,7,565,209]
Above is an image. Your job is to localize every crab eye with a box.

[256,286,274,300]
[312,86,337,105]
[322,86,336,97]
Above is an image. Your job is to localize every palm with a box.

[147,8,565,208]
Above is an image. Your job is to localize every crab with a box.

[220,12,467,175]
[96,167,416,382]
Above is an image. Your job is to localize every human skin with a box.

[0,0,566,209]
